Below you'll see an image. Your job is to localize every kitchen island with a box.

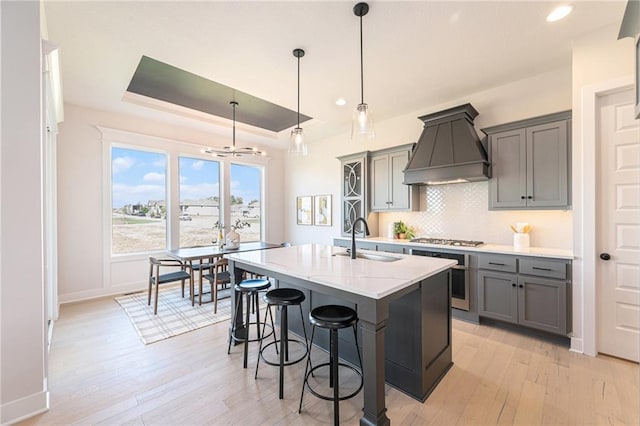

[226,244,456,426]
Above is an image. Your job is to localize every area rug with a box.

[115,284,232,344]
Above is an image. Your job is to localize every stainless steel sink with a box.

[332,251,401,262]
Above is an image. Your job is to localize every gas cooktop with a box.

[409,237,484,247]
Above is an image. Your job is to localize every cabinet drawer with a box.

[478,255,517,273]
[519,258,567,280]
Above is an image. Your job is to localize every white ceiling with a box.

[43,0,627,149]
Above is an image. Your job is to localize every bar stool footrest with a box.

[259,339,308,367]
[229,322,274,345]
[303,362,363,402]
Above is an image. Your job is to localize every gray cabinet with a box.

[333,239,410,254]
[337,151,376,237]
[477,254,571,335]
[478,270,518,323]
[376,242,408,254]
[370,144,418,211]
[483,111,571,210]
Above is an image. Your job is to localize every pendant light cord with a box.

[297,55,301,128]
[231,101,237,151]
[359,14,364,104]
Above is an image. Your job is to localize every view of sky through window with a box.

[112,147,166,208]
[111,147,264,252]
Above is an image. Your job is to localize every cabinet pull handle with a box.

[532,266,552,271]
[521,196,526,199]
[512,283,516,287]
[527,196,533,199]
[519,284,524,288]
[489,262,505,266]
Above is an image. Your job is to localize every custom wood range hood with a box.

[403,103,490,185]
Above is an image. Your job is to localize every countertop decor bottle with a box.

[218,226,224,248]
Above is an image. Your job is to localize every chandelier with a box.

[202,101,266,157]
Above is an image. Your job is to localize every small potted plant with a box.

[393,221,407,239]
[393,221,416,240]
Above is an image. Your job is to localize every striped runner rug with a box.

[115,284,232,344]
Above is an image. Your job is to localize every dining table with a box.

[166,241,282,305]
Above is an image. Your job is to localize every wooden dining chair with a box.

[203,258,231,313]
[148,257,192,315]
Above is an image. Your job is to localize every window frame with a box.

[178,154,223,248]
[110,143,169,256]
[99,126,268,262]
[229,161,266,243]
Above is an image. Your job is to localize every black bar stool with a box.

[298,304,363,426]
[255,288,309,399]
[228,278,273,368]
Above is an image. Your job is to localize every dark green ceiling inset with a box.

[127,56,312,132]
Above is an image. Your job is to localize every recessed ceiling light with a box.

[335,98,347,106]
[547,5,574,22]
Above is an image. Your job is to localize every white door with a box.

[597,87,640,362]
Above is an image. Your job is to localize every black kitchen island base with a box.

[228,245,453,426]
[277,271,453,402]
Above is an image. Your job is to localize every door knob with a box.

[600,253,611,261]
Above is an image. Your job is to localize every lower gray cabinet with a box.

[333,239,408,253]
[478,270,518,324]
[376,242,408,254]
[478,254,571,336]
[517,275,568,335]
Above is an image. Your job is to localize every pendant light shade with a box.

[289,48,307,156]
[202,101,266,157]
[351,2,374,140]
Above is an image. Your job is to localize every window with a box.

[230,163,262,242]
[111,147,167,254]
[179,156,220,247]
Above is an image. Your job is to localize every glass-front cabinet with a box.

[338,152,369,236]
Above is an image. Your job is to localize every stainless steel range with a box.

[409,237,483,311]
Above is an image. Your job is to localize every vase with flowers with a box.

[225,218,251,249]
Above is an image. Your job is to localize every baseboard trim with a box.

[58,281,146,304]
[0,390,49,425]
[570,336,584,354]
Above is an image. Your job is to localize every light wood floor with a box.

[22,296,639,425]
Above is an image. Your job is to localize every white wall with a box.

[0,1,49,423]
[284,67,574,248]
[56,103,285,302]
[570,23,635,354]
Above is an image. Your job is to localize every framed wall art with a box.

[314,195,332,226]
[296,196,313,225]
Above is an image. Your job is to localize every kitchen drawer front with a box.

[478,255,517,273]
[519,258,567,280]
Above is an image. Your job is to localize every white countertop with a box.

[226,243,456,299]
[335,236,574,260]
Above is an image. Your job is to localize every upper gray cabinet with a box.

[337,151,377,237]
[482,111,571,210]
[370,144,419,212]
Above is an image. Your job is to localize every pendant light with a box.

[289,48,308,156]
[352,2,374,140]
[202,101,266,157]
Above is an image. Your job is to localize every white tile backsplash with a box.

[380,181,573,249]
